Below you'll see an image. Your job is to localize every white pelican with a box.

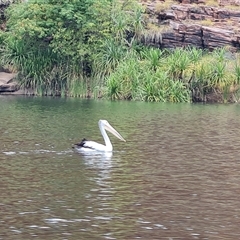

[73,120,126,152]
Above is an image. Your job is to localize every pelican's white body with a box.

[75,120,126,152]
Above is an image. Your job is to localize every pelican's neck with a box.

[99,121,113,151]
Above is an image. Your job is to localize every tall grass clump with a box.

[91,0,145,83]
[139,70,190,102]
[165,47,193,81]
[208,48,236,102]
[1,37,85,96]
[189,60,213,102]
[104,47,191,103]
[140,47,164,71]
[104,46,240,103]
[105,52,143,100]
[92,39,127,82]
[187,47,239,102]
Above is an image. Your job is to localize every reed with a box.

[165,48,192,81]
[140,47,164,71]
[92,38,127,80]
[104,48,191,103]
[105,54,142,100]
[0,35,90,96]
[140,74,160,102]
[106,76,123,100]
[232,62,240,102]
[68,76,87,98]
[189,61,212,102]
[234,61,240,85]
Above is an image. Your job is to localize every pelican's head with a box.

[99,120,126,142]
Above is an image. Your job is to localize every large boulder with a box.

[0,72,19,93]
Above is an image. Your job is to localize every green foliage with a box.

[1,0,240,103]
[91,0,145,79]
[234,61,240,85]
[93,38,127,79]
[139,70,190,103]
[68,77,87,98]
[2,0,145,97]
[106,77,123,100]
[6,0,102,60]
[187,48,239,102]
[105,54,142,100]
[140,47,164,71]
[105,48,191,103]
[232,61,240,102]
[166,48,192,80]
[210,61,228,89]
[189,61,212,102]
[104,46,240,103]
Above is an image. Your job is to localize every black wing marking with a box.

[73,138,87,148]
[75,138,87,147]
[73,138,95,149]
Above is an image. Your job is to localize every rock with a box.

[171,5,190,20]
[185,24,202,36]
[157,10,175,21]
[219,0,240,6]
[202,26,235,48]
[162,32,184,41]
[184,35,203,46]
[170,21,187,33]
[142,2,240,51]
[0,72,19,93]
[0,72,16,83]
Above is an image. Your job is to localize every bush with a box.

[1,0,144,96]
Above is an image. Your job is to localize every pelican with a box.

[73,120,126,152]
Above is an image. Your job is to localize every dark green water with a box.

[1,95,240,239]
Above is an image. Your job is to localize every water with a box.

[1,95,240,239]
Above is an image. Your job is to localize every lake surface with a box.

[1,95,240,240]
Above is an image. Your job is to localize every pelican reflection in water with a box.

[73,120,126,152]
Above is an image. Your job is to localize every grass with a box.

[104,46,240,103]
[200,19,215,26]
[104,47,192,102]
[0,37,89,97]
[154,0,178,13]
[224,5,240,10]
[204,0,219,7]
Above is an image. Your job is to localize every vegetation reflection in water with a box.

[1,96,240,239]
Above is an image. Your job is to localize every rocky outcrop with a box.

[0,72,19,93]
[143,2,240,51]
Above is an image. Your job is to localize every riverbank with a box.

[1,46,240,103]
[0,1,240,103]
